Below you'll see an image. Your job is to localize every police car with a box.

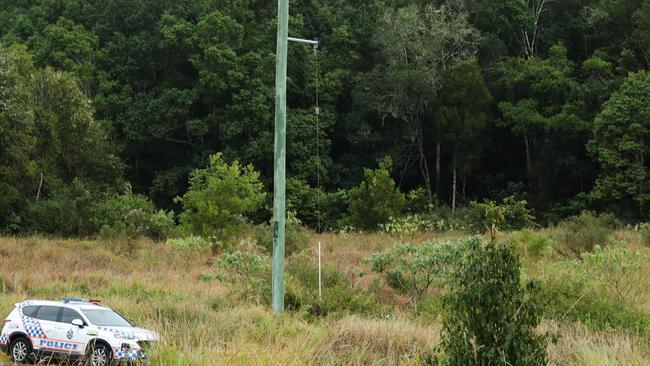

[0,298,158,365]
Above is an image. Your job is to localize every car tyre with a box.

[9,336,35,364]
[85,343,113,366]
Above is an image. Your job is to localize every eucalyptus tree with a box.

[371,4,479,203]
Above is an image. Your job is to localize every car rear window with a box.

[21,305,39,317]
[34,306,61,322]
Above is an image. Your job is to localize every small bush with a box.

[28,179,96,236]
[465,197,534,239]
[555,211,618,258]
[255,211,311,256]
[167,235,209,269]
[92,187,175,240]
[437,237,548,365]
[176,153,266,252]
[365,242,458,311]
[579,245,648,305]
[148,210,176,240]
[211,251,271,303]
[536,265,650,335]
[507,229,551,259]
[347,157,405,230]
[98,223,139,254]
[379,215,433,238]
[286,253,377,317]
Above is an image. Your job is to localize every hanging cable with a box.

[314,42,321,235]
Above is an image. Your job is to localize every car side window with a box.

[21,305,39,317]
[34,306,61,322]
[60,308,83,324]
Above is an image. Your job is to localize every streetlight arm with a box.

[288,37,319,46]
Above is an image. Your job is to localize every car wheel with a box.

[9,336,35,364]
[86,343,113,366]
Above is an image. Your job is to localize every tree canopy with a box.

[0,0,649,233]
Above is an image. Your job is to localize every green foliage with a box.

[579,245,648,305]
[286,253,378,317]
[1,0,650,233]
[211,251,271,304]
[589,70,650,212]
[536,263,650,335]
[28,179,96,236]
[176,153,266,251]
[379,215,433,239]
[465,196,534,238]
[554,211,618,258]
[167,236,209,269]
[255,211,311,257]
[507,230,552,259]
[438,238,548,366]
[365,242,458,310]
[348,157,405,230]
[92,187,175,240]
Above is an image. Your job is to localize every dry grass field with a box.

[0,230,649,365]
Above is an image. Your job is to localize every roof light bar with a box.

[62,297,101,303]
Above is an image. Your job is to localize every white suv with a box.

[1,298,158,365]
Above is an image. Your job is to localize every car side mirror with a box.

[71,319,84,328]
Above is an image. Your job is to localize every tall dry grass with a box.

[0,233,649,365]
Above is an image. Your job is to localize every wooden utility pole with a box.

[272,0,319,313]
[271,0,289,314]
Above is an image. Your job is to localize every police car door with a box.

[56,307,88,356]
[30,306,61,351]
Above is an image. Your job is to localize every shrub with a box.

[379,215,433,238]
[437,237,548,365]
[507,229,551,259]
[148,210,176,240]
[465,197,534,239]
[167,235,210,269]
[405,187,433,214]
[28,179,96,236]
[579,245,648,305]
[176,153,266,252]
[285,253,377,317]
[211,251,271,303]
[92,187,175,240]
[555,211,618,258]
[536,264,650,335]
[347,157,405,230]
[255,211,311,256]
[365,242,458,311]
[98,223,139,254]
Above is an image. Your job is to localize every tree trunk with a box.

[524,130,533,193]
[417,127,433,204]
[435,139,441,199]
[452,149,457,212]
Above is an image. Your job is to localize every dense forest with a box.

[1,0,649,236]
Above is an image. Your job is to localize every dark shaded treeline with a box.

[0,0,649,229]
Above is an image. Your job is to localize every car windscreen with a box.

[81,309,132,327]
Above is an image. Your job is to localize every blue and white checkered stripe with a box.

[17,301,33,309]
[0,334,8,345]
[113,347,140,360]
[21,316,46,338]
